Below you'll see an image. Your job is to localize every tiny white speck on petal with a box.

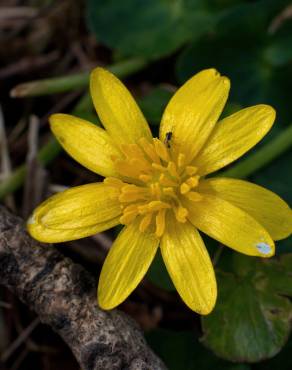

[256,242,272,255]
[27,214,36,225]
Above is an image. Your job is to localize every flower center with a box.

[104,137,202,238]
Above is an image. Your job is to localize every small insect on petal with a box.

[256,242,272,255]
[164,131,173,148]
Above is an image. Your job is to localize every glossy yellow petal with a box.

[28,217,120,245]
[160,214,217,314]
[98,220,159,309]
[50,114,121,177]
[159,69,230,162]
[186,194,275,258]
[193,105,276,175]
[90,67,152,145]
[198,178,292,240]
[27,183,122,243]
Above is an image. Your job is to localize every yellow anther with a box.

[150,182,162,198]
[167,162,179,178]
[185,191,203,202]
[121,184,147,194]
[155,209,166,237]
[159,174,177,187]
[152,163,166,172]
[139,213,152,232]
[119,192,148,202]
[174,206,188,223]
[162,187,176,197]
[138,138,160,163]
[148,200,171,211]
[123,204,139,213]
[138,204,149,214]
[186,176,200,188]
[139,174,152,183]
[177,153,186,168]
[131,158,152,173]
[139,200,171,214]
[180,182,191,194]
[153,138,170,162]
[155,183,162,197]
[185,166,198,176]
[119,185,149,202]
[120,210,138,224]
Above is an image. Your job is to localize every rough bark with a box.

[0,206,167,370]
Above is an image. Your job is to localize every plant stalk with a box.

[220,125,292,179]
[10,58,147,97]
[0,59,148,200]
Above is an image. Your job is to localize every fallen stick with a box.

[0,206,167,370]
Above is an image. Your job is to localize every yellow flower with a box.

[27,68,292,315]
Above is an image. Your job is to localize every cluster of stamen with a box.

[104,137,203,238]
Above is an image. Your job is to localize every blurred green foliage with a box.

[138,87,173,126]
[147,329,251,370]
[86,0,292,368]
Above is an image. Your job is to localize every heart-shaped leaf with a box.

[201,253,292,362]
[86,0,215,59]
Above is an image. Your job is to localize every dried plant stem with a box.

[0,105,16,209]
[0,137,59,200]
[0,57,147,200]
[0,206,167,370]
[1,318,40,362]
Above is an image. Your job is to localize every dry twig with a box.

[0,105,15,210]
[1,317,40,362]
[22,115,47,218]
[0,206,167,370]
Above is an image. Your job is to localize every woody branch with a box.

[0,206,167,370]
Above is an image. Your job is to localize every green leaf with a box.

[201,253,292,363]
[264,36,292,67]
[176,37,271,106]
[146,328,251,370]
[146,249,175,291]
[262,19,292,68]
[175,0,291,106]
[214,0,289,40]
[86,0,214,59]
[254,339,292,370]
[138,86,173,125]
